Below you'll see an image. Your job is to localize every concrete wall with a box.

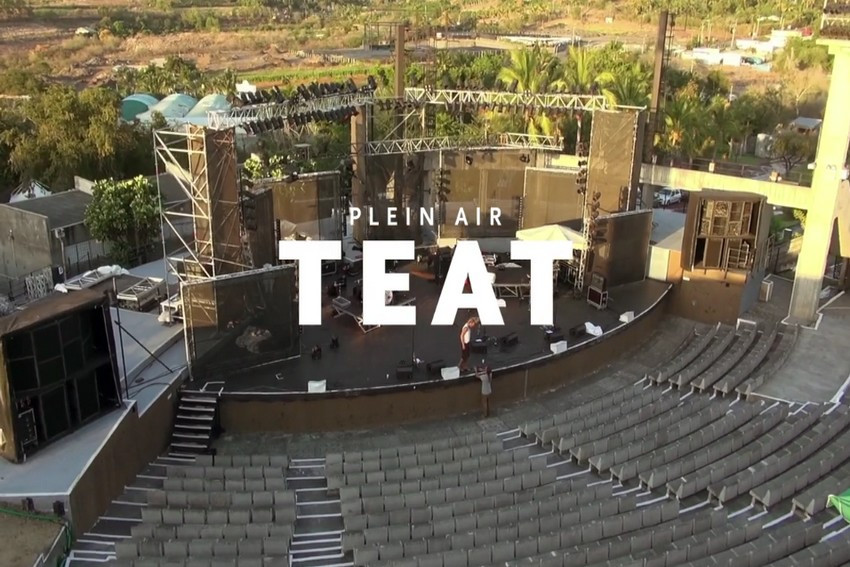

[0,207,52,281]
[668,269,749,325]
[218,295,667,432]
[67,383,180,533]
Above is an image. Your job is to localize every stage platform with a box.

[206,272,671,393]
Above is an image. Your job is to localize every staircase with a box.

[286,457,347,566]
[168,389,221,460]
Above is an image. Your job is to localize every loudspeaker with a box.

[426,360,445,374]
[470,339,488,354]
[500,332,519,347]
[569,324,587,339]
[546,332,564,343]
[396,362,413,380]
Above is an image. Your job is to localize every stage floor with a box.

[209,272,670,393]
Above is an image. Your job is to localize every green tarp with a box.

[827,489,850,522]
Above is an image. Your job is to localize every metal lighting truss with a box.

[208,91,377,129]
[403,88,613,111]
[821,0,850,38]
[209,88,619,130]
[365,133,561,155]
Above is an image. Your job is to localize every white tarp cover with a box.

[515,224,587,251]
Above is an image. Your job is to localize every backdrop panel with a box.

[587,111,641,214]
[182,266,300,380]
[363,154,426,240]
[522,169,583,228]
[439,149,527,239]
[591,209,653,286]
[269,172,341,241]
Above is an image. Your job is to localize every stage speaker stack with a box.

[426,360,445,375]
[396,361,413,380]
[569,324,587,339]
[500,333,519,347]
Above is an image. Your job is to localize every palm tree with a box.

[560,46,615,150]
[607,62,651,107]
[707,95,742,159]
[656,95,705,162]
[497,45,562,137]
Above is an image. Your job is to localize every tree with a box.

[497,46,562,136]
[607,61,651,107]
[656,95,706,161]
[7,85,156,189]
[770,130,818,176]
[85,176,162,265]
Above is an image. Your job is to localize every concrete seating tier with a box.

[194,455,289,468]
[587,398,727,473]
[682,519,823,567]
[737,326,799,397]
[750,424,850,509]
[691,324,757,391]
[561,391,686,458]
[668,324,736,387]
[610,400,759,483]
[326,431,499,470]
[146,489,296,509]
[708,405,850,503]
[543,387,665,448]
[336,447,535,497]
[111,560,287,567]
[645,401,787,491]
[713,325,777,395]
[341,466,558,517]
[116,537,290,560]
[352,499,680,566]
[162,477,286,492]
[130,523,293,541]
[792,454,850,516]
[342,479,602,534]
[770,536,850,567]
[327,441,504,488]
[166,465,286,481]
[521,384,646,442]
[667,404,822,500]
[652,323,719,383]
[140,506,296,525]
[343,484,620,550]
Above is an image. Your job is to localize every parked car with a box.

[654,188,684,207]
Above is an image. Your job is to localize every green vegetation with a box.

[116,56,236,98]
[770,130,818,176]
[84,176,163,264]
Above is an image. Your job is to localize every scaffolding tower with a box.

[154,125,251,284]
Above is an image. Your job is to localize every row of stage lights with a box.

[234,76,379,107]
[575,142,607,244]
[242,106,360,135]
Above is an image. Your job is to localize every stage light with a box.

[406,159,416,171]
[465,155,473,165]
[287,172,299,183]
[520,155,530,163]
[508,79,518,93]
[367,75,378,91]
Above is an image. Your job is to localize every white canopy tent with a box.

[515,224,588,251]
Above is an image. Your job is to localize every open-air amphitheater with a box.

[3,7,850,567]
[100,311,850,567]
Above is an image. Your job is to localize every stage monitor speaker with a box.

[396,362,413,380]
[426,360,445,374]
[500,333,519,347]
[470,340,488,354]
[569,324,587,339]
[546,332,565,343]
